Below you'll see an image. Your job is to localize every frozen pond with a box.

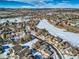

[37,19,79,47]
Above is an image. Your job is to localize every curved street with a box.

[30,33,65,59]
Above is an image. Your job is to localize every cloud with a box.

[7,0,45,3]
[30,3,79,8]
[62,1,69,3]
[27,1,78,8]
[5,0,79,8]
[21,6,34,8]
[6,0,54,4]
[52,3,79,8]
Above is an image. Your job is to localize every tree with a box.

[0,45,5,54]
[0,37,4,44]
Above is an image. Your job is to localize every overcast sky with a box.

[0,0,79,8]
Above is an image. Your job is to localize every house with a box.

[12,44,22,55]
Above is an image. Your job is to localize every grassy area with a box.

[65,25,79,33]
[57,24,79,33]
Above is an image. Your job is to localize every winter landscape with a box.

[0,0,79,59]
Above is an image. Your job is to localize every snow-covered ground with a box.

[0,38,38,59]
[0,49,9,59]
[0,44,14,59]
[0,17,22,23]
[37,19,79,47]
[21,38,38,47]
[14,31,25,40]
[0,16,31,24]
[64,55,79,59]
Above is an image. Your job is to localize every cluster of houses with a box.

[0,8,79,59]
[0,19,38,59]
[27,19,79,59]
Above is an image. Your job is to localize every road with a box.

[30,33,65,59]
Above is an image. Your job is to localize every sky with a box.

[0,0,79,8]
